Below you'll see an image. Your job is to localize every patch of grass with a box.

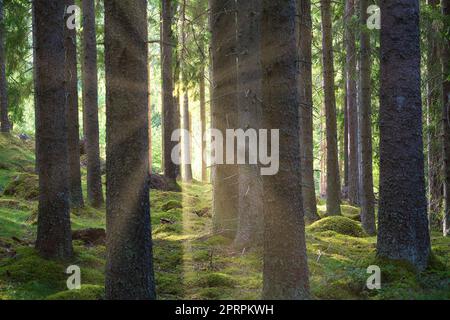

[46,285,104,300]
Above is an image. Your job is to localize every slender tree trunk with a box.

[199,68,207,182]
[298,0,320,223]
[358,0,376,235]
[320,0,341,216]
[182,93,193,182]
[210,0,239,237]
[378,0,431,271]
[345,0,359,205]
[343,74,349,198]
[0,0,9,133]
[261,0,310,300]
[320,103,327,197]
[82,0,103,208]
[104,0,155,300]
[148,61,152,174]
[427,0,443,229]
[442,0,450,236]
[34,0,72,259]
[161,0,178,185]
[65,0,84,208]
[234,0,264,249]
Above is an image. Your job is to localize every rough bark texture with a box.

[65,0,84,208]
[378,0,431,271]
[104,0,156,299]
[345,0,359,205]
[443,0,450,236]
[358,0,376,235]
[234,0,264,249]
[210,0,239,237]
[199,69,207,182]
[427,0,443,228]
[162,0,179,184]
[148,62,152,173]
[261,0,310,300]
[0,0,9,133]
[82,0,104,208]
[298,0,319,223]
[343,72,349,197]
[34,0,73,259]
[320,0,341,216]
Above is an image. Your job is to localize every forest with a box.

[0,0,448,301]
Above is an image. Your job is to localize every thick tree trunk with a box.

[82,0,104,208]
[261,0,310,300]
[162,0,179,184]
[358,0,376,235]
[210,0,238,237]
[320,0,341,216]
[0,0,9,133]
[104,0,156,300]
[65,0,84,208]
[199,69,207,182]
[442,0,450,236]
[378,0,431,271]
[345,0,359,205]
[34,0,73,259]
[234,0,264,249]
[298,0,320,223]
[427,0,443,229]
[182,93,193,182]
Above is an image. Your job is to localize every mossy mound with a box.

[341,205,361,221]
[46,285,104,300]
[3,173,39,200]
[161,200,182,211]
[308,216,366,238]
[197,272,236,288]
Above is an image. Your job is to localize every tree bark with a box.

[426,0,443,229]
[320,0,341,216]
[358,0,376,235]
[345,0,359,205]
[65,0,84,208]
[104,0,156,300]
[234,0,264,249]
[0,0,9,133]
[34,0,73,259]
[210,0,239,237]
[82,0,104,208]
[161,0,179,185]
[199,68,207,182]
[377,0,431,271]
[298,0,320,223]
[148,61,152,173]
[182,92,193,182]
[261,0,310,300]
[442,0,450,236]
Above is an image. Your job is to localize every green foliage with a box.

[46,285,105,300]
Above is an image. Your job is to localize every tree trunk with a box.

[82,0,104,208]
[161,0,178,185]
[442,0,450,236]
[298,0,320,223]
[0,0,9,133]
[426,0,443,229]
[148,61,152,174]
[343,72,349,197]
[104,0,156,300]
[65,0,84,208]
[210,0,239,237]
[34,0,72,259]
[234,0,264,249]
[345,0,359,205]
[377,0,431,271]
[261,0,310,300]
[199,68,207,182]
[358,0,376,235]
[320,0,341,216]
[182,93,193,182]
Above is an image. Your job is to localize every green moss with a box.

[161,200,182,211]
[308,216,367,238]
[196,273,236,288]
[46,285,105,300]
[3,173,39,200]
[198,287,232,300]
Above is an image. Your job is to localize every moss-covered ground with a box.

[0,133,448,300]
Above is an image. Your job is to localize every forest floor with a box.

[0,133,449,300]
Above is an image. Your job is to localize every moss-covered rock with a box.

[46,285,105,300]
[307,216,366,237]
[197,272,236,288]
[161,200,182,211]
[3,174,39,200]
